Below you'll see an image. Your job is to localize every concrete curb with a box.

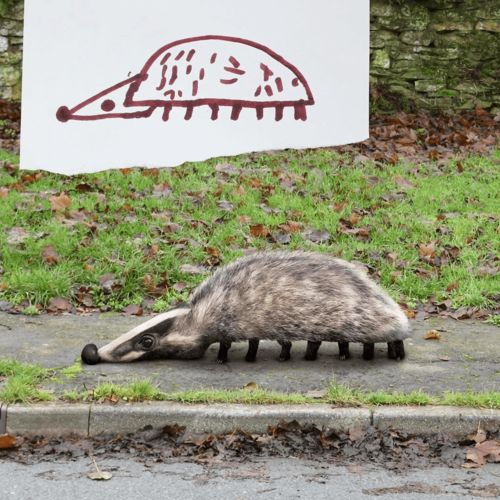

[89,404,370,436]
[373,406,500,436]
[2,402,499,437]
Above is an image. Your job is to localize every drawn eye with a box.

[101,99,116,112]
[139,335,155,350]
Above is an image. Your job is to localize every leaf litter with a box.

[0,109,498,317]
[2,422,498,474]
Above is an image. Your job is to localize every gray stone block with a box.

[89,403,371,436]
[7,404,90,436]
[373,406,500,436]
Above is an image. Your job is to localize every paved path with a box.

[0,313,498,395]
[0,456,498,499]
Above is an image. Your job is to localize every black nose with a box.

[81,344,100,365]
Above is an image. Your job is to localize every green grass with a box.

[91,379,160,402]
[1,359,499,408]
[58,359,83,379]
[484,315,500,327]
[442,391,500,409]
[162,388,312,405]
[1,148,498,313]
[0,359,53,403]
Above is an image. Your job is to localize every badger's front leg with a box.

[363,342,375,360]
[217,339,232,364]
[338,341,350,360]
[245,339,260,362]
[387,340,405,361]
[278,340,292,361]
[305,341,321,361]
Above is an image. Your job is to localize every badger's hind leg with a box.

[387,340,405,361]
[245,339,260,363]
[278,340,292,361]
[363,343,375,361]
[305,341,321,361]
[338,341,350,360]
[217,340,232,364]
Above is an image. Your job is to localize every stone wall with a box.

[0,0,499,111]
[370,0,500,112]
[0,0,22,100]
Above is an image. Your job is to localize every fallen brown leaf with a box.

[47,297,71,313]
[6,227,29,245]
[249,224,270,238]
[348,427,365,442]
[303,229,330,244]
[123,304,144,316]
[42,245,60,265]
[471,425,487,444]
[424,330,441,340]
[49,192,71,211]
[243,382,258,391]
[418,242,436,261]
[0,434,17,449]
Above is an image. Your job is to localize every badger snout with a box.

[81,343,101,365]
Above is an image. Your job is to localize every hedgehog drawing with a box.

[56,35,315,123]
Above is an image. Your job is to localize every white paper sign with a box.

[21,0,369,174]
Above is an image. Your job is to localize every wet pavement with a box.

[0,457,498,500]
[0,313,498,396]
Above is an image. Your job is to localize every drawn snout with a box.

[56,74,149,122]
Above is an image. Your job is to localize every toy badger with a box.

[81,251,410,365]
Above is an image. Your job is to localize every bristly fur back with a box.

[185,251,410,345]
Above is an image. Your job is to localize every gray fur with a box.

[96,251,410,362]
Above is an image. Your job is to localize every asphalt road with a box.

[0,456,498,499]
[0,313,499,395]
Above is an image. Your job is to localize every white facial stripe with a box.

[99,350,144,363]
[98,308,190,358]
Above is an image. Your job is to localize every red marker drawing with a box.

[56,35,314,123]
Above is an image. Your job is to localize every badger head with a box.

[81,306,209,364]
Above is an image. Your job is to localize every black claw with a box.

[338,341,350,360]
[363,343,375,361]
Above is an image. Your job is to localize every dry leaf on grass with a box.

[6,227,29,246]
[249,224,270,238]
[42,245,60,265]
[49,193,71,211]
